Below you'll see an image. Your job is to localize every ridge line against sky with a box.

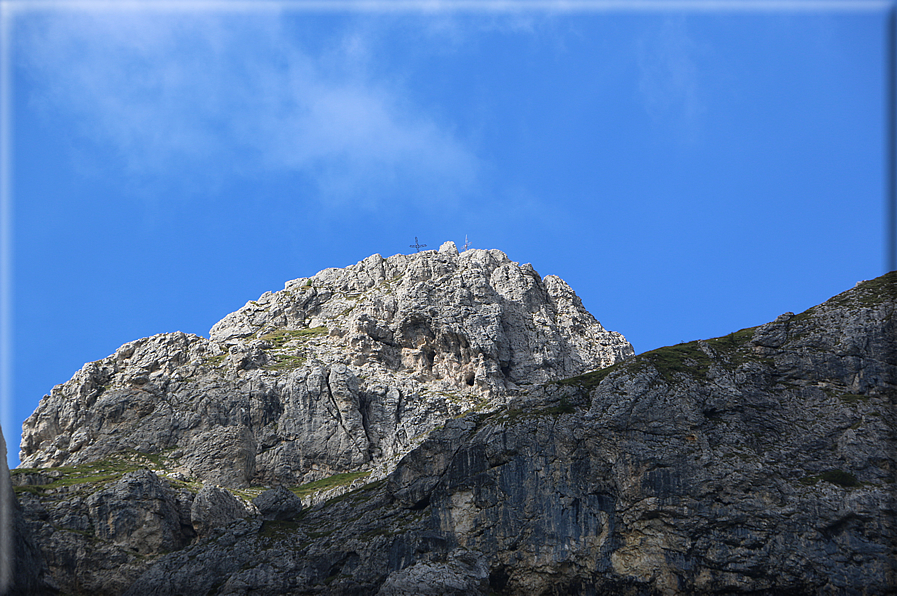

[0,0,894,470]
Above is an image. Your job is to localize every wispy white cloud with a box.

[15,11,478,206]
[636,16,705,141]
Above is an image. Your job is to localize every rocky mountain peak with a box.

[10,269,894,596]
[19,246,633,490]
[211,243,630,389]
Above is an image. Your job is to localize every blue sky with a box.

[2,1,891,467]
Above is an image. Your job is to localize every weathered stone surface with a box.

[376,549,489,595]
[252,486,302,521]
[85,469,191,555]
[9,463,195,595]
[14,250,895,595]
[117,272,896,596]
[20,248,632,490]
[190,485,255,536]
[1,426,55,595]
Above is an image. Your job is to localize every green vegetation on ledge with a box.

[556,324,766,393]
[260,327,328,348]
[487,399,576,426]
[11,450,177,495]
[202,352,228,367]
[288,470,370,501]
[828,270,897,308]
[264,354,307,371]
[555,362,622,391]
[640,341,713,383]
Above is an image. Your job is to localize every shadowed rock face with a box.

[12,259,895,595]
[1,427,55,596]
[117,272,895,596]
[19,244,632,489]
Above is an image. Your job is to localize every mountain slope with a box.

[19,243,632,490]
[122,271,896,595]
[10,264,894,595]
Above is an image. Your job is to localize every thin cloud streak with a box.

[15,12,478,206]
[637,17,705,142]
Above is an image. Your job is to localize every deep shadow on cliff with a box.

[9,269,897,595]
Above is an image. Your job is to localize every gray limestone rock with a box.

[85,469,191,555]
[20,248,633,490]
[8,462,194,595]
[376,549,489,595]
[190,485,255,536]
[1,426,55,595]
[17,250,894,595]
[116,271,896,596]
[252,486,303,521]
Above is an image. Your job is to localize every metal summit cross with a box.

[410,237,427,252]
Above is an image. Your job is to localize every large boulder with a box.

[190,486,255,536]
[252,486,303,521]
[85,469,193,555]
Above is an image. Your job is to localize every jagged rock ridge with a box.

[19,242,633,491]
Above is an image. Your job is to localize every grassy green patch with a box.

[822,387,872,404]
[560,326,764,391]
[260,327,328,348]
[705,327,757,355]
[789,306,817,324]
[264,354,307,371]
[488,399,576,425]
[11,450,175,495]
[257,327,327,370]
[315,479,386,508]
[230,486,268,501]
[555,362,621,391]
[203,352,228,367]
[800,469,861,488]
[641,341,713,382]
[830,271,897,308]
[12,485,44,496]
[289,471,371,501]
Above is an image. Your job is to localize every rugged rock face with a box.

[86,469,193,555]
[252,486,303,521]
[190,485,256,536]
[19,243,632,490]
[11,255,895,595]
[117,272,894,595]
[1,427,54,596]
